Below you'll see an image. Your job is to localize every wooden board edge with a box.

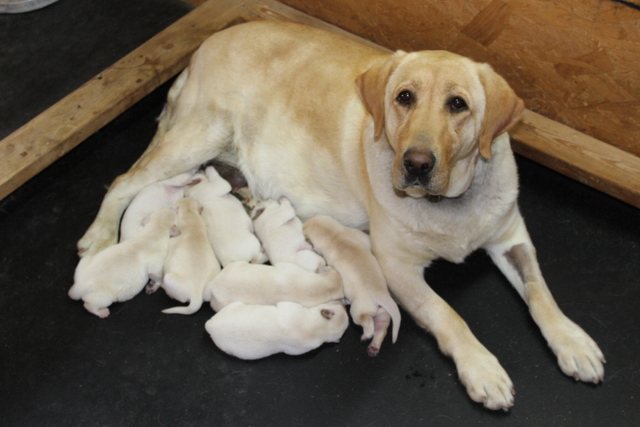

[510,111,640,207]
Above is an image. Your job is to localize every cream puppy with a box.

[188,166,266,266]
[205,261,344,312]
[252,197,326,272]
[119,171,195,242]
[303,215,401,356]
[147,198,221,315]
[205,300,349,360]
[69,208,179,318]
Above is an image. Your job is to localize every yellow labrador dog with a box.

[77,21,605,410]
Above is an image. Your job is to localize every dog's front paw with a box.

[547,316,605,384]
[77,222,118,257]
[457,348,515,411]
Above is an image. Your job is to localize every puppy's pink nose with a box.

[403,149,435,178]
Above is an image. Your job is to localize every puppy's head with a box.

[356,50,524,198]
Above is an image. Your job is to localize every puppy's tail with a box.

[162,292,203,315]
[381,295,402,344]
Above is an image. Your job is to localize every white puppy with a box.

[119,171,195,242]
[205,261,344,312]
[205,300,349,360]
[303,215,401,356]
[188,166,266,266]
[69,208,179,318]
[147,198,221,315]
[252,197,326,272]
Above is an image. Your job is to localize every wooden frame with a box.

[1,0,638,207]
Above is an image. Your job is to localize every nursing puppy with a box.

[205,300,349,360]
[304,214,401,356]
[119,171,194,242]
[252,197,326,272]
[147,198,221,315]
[70,208,178,318]
[78,21,605,410]
[205,261,344,312]
[188,166,266,266]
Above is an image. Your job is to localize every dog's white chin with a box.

[403,187,429,198]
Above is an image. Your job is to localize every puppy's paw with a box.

[457,348,514,411]
[367,344,379,357]
[145,282,160,295]
[77,223,118,257]
[547,316,605,384]
[84,302,110,319]
[96,308,110,318]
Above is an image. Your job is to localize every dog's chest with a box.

[396,188,513,265]
[416,213,495,263]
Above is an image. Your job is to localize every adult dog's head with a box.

[356,50,524,199]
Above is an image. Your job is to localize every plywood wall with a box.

[280,0,640,158]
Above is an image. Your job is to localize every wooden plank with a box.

[245,0,640,208]
[0,0,260,201]
[510,111,640,207]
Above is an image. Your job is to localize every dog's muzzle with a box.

[403,149,435,189]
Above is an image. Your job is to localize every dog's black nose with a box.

[403,149,435,178]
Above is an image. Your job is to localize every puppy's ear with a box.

[477,64,525,159]
[187,176,202,187]
[321,309,335,320]
[355,51,406,140]
[170,225,181,237]
[251,205,266,220]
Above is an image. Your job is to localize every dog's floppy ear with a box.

[355,51,406,140]
[477,64,525,159]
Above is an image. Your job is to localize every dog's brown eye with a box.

[396,90,413,106]
[449,97,468,113]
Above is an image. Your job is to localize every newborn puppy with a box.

[188,166,266,266]
[205,261,344,311]
[205,300,349,360]
[69,208,179,318]
[201,160,259,213]
[147,198,221,315]
[119,171,196,242]
[303,215,402,356]
[252,197,326,272]
[201,159,248,193]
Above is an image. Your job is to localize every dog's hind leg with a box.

[78,106,233,257]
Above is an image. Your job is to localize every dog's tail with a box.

[162,292,203,315]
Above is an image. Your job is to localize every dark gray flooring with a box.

[1,1,639,425]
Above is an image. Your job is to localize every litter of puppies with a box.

[69,165,401,359]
